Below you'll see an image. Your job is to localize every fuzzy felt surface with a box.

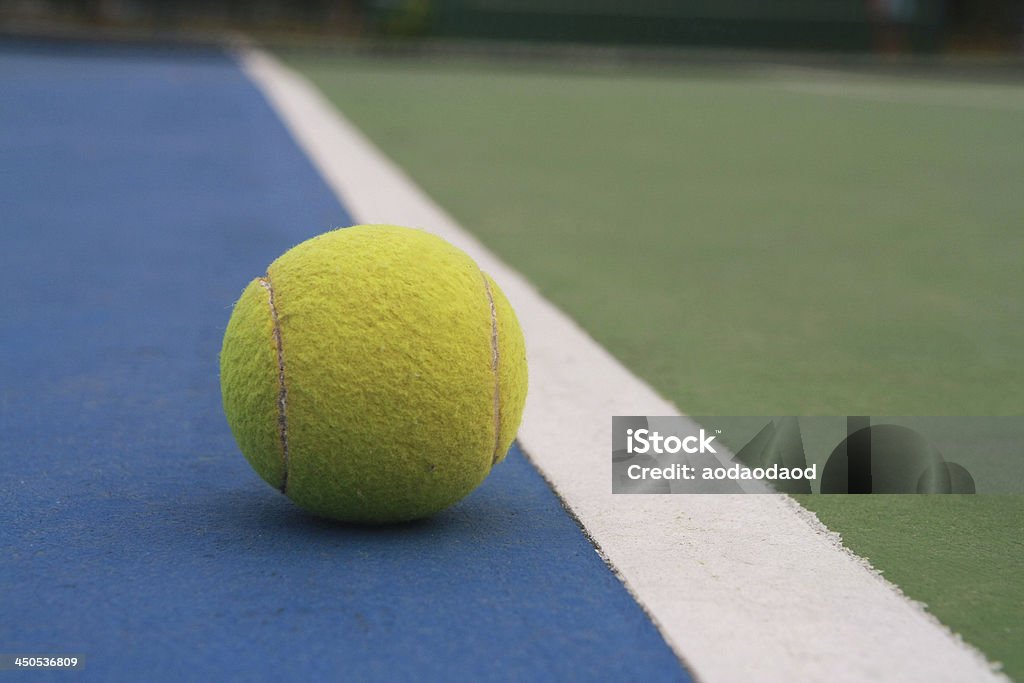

[486,272,529,463]
[221,225,528,522]
[221,278,287,491]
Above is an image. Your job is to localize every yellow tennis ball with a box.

[220,225,528,523]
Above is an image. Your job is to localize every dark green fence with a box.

[4,0,1022,53]
[415,0,946,52]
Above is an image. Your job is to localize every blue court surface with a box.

[0,42,691,681]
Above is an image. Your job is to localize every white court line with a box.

[239,48,1007,683]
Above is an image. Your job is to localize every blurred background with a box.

[2,0,1023,680]
[1,0,1023,57]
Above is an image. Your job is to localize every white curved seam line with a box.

[481,272,502,465]
[259,276,291,493]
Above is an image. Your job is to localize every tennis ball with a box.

[220,225,528,523]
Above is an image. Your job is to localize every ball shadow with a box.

[196,481,519,547]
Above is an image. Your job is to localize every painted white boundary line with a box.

[239,48,1006,683]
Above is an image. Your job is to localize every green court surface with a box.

[284,52,1024,678]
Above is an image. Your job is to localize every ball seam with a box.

[258,276,291,493]
[480,271,502,466]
